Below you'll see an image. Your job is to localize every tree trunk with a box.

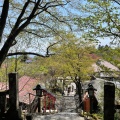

[0,36,15,67]
[76,81,82,106]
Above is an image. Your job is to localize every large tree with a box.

[75,0,120,44]
[0,0,75,67]
[45,33,96,103]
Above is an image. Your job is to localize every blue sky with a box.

[99,38,111,46]
[0,0,114,53]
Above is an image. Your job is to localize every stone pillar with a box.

[9,73,19,110]
[104,82,115,120]
[6,73,22,120]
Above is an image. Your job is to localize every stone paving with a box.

[32,95,84,120]
[61,96,76,112]
[33,112,84,120]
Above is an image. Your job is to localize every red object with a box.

[83,96,90,112]
[42,89,56,112]
[43,91,47,112]
[82,92,98,113]
[83,92,90,112]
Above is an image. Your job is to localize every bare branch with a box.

[13,0,30,30]
[35,0,70,17]
[7,51,55,57]
[46,40,62,55]
[30,21,58,34]
[112,0,120,5]
[23,29,52,38]
[45,10,72,30]
[0,0,71,66]
[17,0,41,32]
[29,22,68,40]
[7,52,46,57]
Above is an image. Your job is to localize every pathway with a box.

[33,112,84,120]
[61,96,76,112]
[32,96,84,120]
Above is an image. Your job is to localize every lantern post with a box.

[87,83,97,114]
[33,84,42,113]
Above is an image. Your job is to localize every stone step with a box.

[33,112,84,120]
[63,109,76,112]
[56,96,77,113]
[61,96,76,112]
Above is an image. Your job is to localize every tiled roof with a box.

[0,76,39,104]
[92,59,120,72]
[100,60,119,71]
[0,82,8,91]
[18,76,39,104]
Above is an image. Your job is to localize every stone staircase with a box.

[32,112,84,120]
[61,96,76,112]
[28,96,85,120]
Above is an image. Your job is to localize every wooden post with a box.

[9,73,19,110]
[48,95,50,112]
[44,95,46,113]
[53,98,54,110]
[38,96,41,113]
[104,82,115,120]
[49,95,51,113]
[6,73,22,120]
[29,93,31,113]
[53,97,55,112]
